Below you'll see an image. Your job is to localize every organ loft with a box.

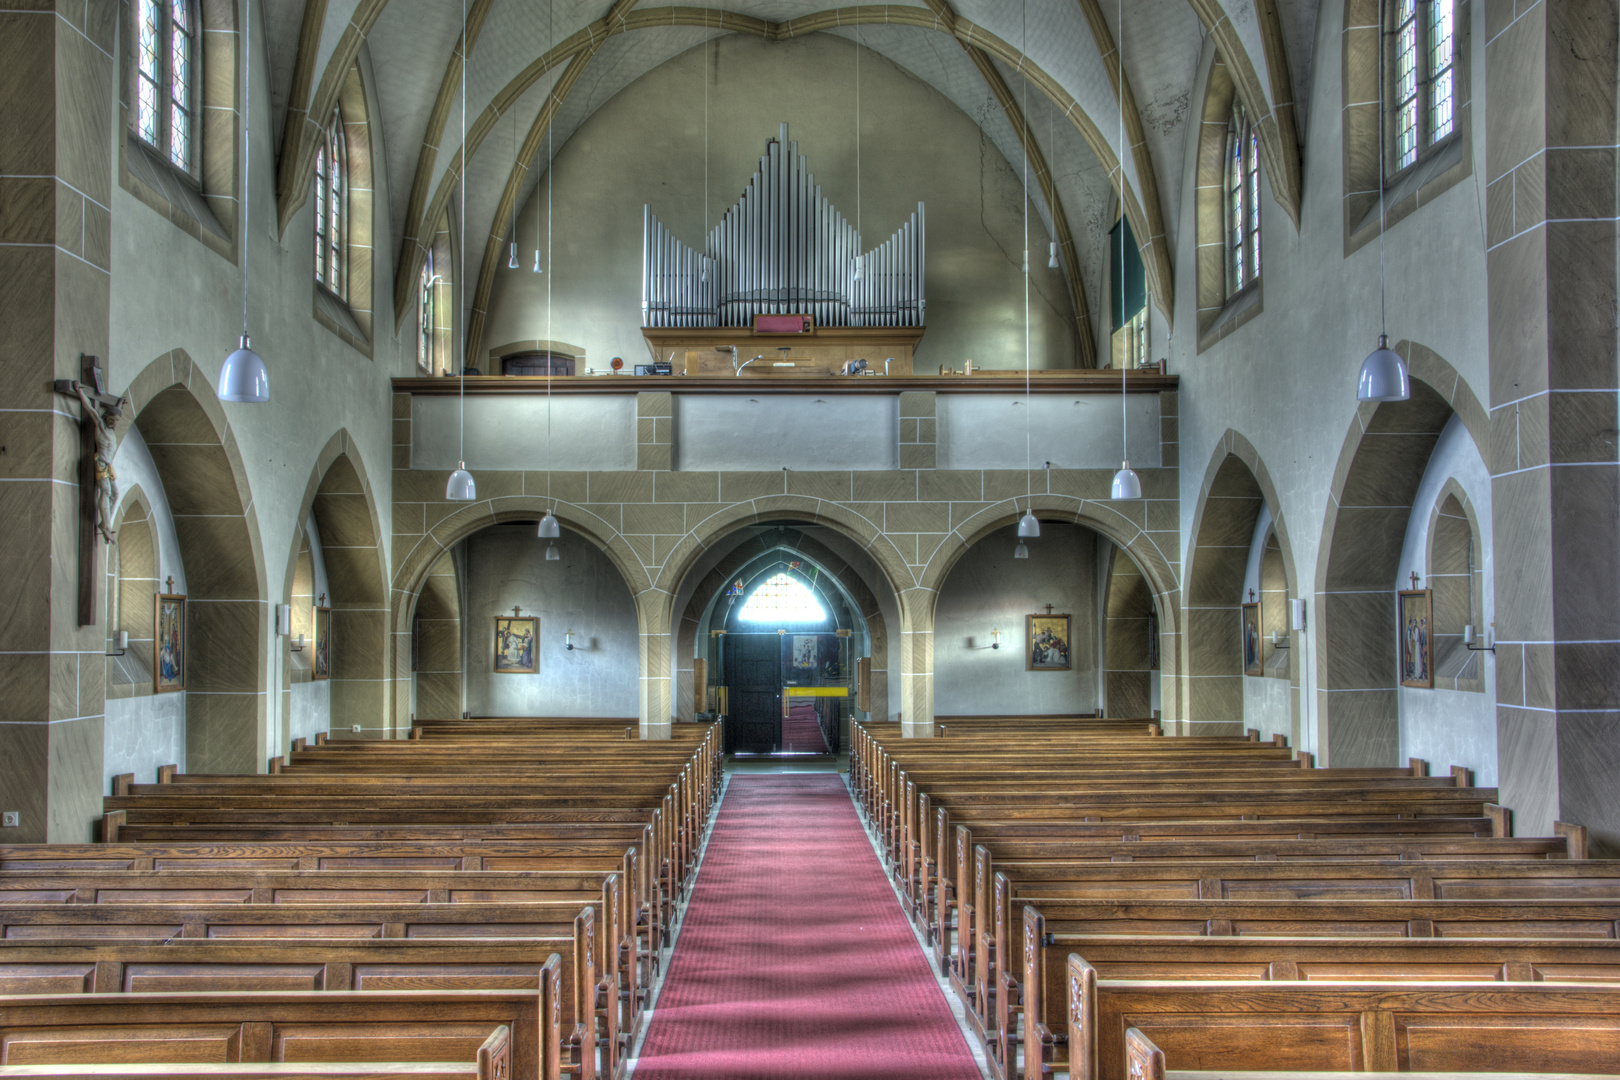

[0,1,1617,1077]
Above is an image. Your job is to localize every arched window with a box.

[134,0,197,173]
[738,573,827,624]
[1225,101,1260,298]
[1390,0,1458,173]
[418,249,436,373]
[314,109,347,299]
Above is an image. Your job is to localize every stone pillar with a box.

[0,6,115,840]
[898,587,935,737]
[1485,2,1620,851]
[636,591,673,739]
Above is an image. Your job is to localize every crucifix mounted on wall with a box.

[1043,604,1054,616]
[1249,589,1256,602]
[1410,572,1421,590]
[52,356,128,626]
[512,606,523,618]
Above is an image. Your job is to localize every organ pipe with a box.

[642,123,925,329]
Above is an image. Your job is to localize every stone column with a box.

[0,6,115,840]
[636,591,673,739]
[1485,2,1620,851]
[898,587,935,737]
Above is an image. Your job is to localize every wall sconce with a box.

[276,603,292,637]
[106,630,128,657]
[1289,598,1307,632]
[289,633,306,653]
[1464,625,1495,653]
[565,630,576,651]
[990,628,1001,650]
[1270,631,1290,650]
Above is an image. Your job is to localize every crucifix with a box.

[318,593,327,608]
[1248,589,1256,602]
[1409,572,1421,590]
[165,577,174,594]
[511,605,523,618]
[1043,604,1054,616]
[52,356,129,626]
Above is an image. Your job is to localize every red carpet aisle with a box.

[631,774,982,1079]
[778,704,830,754]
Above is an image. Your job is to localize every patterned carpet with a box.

[631,774,981,1079]
[779,704,830,754]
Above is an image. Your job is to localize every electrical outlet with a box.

[351,725,362,733]
[1,812,18,828]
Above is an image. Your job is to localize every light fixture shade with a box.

[1357,334,1410,402]
[445,463,476,501]
[219,336,269,402]
[545,542,560,561]
[1017,510,1041,538]
[532,250,542,273]
[1111,461,1143,500]
[1048,241,1059,269]
[1013,541,1030,560]
[537,511,560,538]
[507,243,518,269]
[851,256,863,282]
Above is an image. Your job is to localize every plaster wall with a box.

[1172,0,1492,758]
[1396,415,1497,784]
[106,23,398,767]
[481,33,1076,375]
[934,523,1100,715]
[461,524,640,718]
[938,394,1162,471]
[1240,504,1291,742]
[103,426,187,792]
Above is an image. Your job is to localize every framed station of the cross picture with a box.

[312,605,332,681]
[1398,589,1434,689]
[1026,613,1072,671]
[153,593,186,693]
[494,615,539,674]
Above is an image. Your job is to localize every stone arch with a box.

[412,550,463,721]
[919,495,1184,731]
[388,498,652,733]
[1426,479,1486,692]
[122,350,267,773]
[1102,542,1155,717]
[1183,431,1300,739]
[283,430,390,744]
[1314,341,1488,764]
[673,526,893,725]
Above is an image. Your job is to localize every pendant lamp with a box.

[545,542,560,561]
[220,0,268,403]
[537,511,559,538]
[1048,241,1059,269]
[445,0,475,502]
[1017,508,1041,538]
[1357,3,1409,402]
[1013,542,1030,560]
[1108,0,1141,501]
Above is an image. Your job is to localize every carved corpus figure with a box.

[73,381,127,545]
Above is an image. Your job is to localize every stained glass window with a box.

[1389,0,1457,175]
[1225,102,1260,298]
[418,250,436,372]
[314,110,346,299]
[738,573,827,624]
[134,0,196,173]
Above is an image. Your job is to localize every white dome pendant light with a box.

[537,0,562,545]
[1357,2,1409,403]
[219,0,269,403]
[1109,0,1141,501]
[1015,0,1041,552]
[445,0,475,502]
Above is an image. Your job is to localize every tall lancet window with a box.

[418,249,437,373]
[738,573,827,624]
[135,0,198,173]
[1225,101,1261,298]
[314,109,347,299]
[1391,0,1458,173]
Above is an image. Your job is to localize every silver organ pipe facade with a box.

[642,124,925,329]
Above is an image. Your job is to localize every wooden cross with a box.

[1248,589,1256,602]
[52,356,127,626]
[165,577,174,594]
[511,605,523,618]
[1409,572,1420,590]
[1043,604,1054,616]
[318,593,327,607]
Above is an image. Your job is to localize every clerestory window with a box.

[134,0,198,174]
[1389,0,1458,174]
[314,109,347,300]
[1225,101,1261,298]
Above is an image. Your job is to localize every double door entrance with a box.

[719,632,854,756]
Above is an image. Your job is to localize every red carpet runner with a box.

[632,773,982,1079]
[779,704,830,754]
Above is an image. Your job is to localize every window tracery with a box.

[1390,0,1457,173]
[134,0,197,174]
[315,110,347,299]
[1225,101,1260,298]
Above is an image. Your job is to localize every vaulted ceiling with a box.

[260,1,1323,337]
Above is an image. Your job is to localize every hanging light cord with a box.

[1023,0,1032,511]
[457,0,467,464]
[545,0,554,513]
[1377,3,1388,340]
[241,0,251,341]
[1118,0,1128,461]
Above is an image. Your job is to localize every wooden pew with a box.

[0,987,553,1080]
[0,904,603,1080]
[1013,899,1620,1080]
[1061,957,1620,1080]
[0,1064,498,1080]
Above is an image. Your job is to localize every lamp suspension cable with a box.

[538,0,560,542]
[853,26,862,282]
[219,0,269,402]
[1110,0,1142,500]
[1357,0,1410,402]
[445,0,475,500]
[508,111,519,268]
[1015,0,1040,545]
[1048,98,1059,269]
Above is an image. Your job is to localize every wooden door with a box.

[724,634,781,753]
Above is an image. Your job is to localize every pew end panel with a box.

[1124,1027,1165,1080]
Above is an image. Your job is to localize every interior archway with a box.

[1102,543,1157,718]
